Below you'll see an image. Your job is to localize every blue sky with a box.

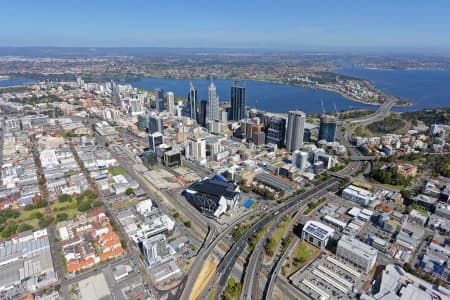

[1,0,449,52]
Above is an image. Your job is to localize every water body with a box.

[126,77,377,114]
[337,67,450,111]
[0,78,35,87]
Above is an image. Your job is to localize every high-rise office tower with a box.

[319,114,337,142]
[198,100,207,126]
[111,80,120,106]
[137,114,149,132]
[207,81,219,122]
[148,132,163,152]
[266,117,286,148]
[148,115,163,134]
[188,80,198,121]
[252,131,266,146]
[167,91,175,114]
[231,81,246,121]
[155,88,164,111]
[286,111,306,152]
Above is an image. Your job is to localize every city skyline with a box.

[1,1,450,53]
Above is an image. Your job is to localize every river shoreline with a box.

[137,75,412,108]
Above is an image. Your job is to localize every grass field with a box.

[292,241,319,272]
[109,166,126,176]
[266,216,292,257]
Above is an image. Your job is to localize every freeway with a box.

[347,97,396,125]
[242,218,282,300]
[264,237,298,300]
[213,178,341,300]
[178,207,262,300]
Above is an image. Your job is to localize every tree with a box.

[58,194,72,203]
[184,221,192,228]
[77,200,91,212]
[1,222,18,238]
[93,201,103,208]
[401,189,412,199]
[39,217,55,229]
[18,223,34,233]
[125,188,134,196]
[31,211,44,219]
[56,213,69,222]
[24,204,35,211]
[34,200,48,208]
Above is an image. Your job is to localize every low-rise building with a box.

[301,220,335,249]
[336,235,378,273]
[342,185,374,206]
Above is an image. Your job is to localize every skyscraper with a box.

[198,100,208,126]
[111,80,120,106]
[148,115,163,134]
[286,111,306,152]
[207,81,219,122]
[155,88,165,111]
[188,80,198,121]
[319,114,337,142]
[167,91,175,114]
[148,132,163,152]
[231,81,246,121]
[266,117,286,148]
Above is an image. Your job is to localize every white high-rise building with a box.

[286,111,306,152]
[167,91,175,114]
[142,234,170,267]
[129,98,144,116]
[293,150,309,170]
[187,137,206,164]
[207,82,219,122]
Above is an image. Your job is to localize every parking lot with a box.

[290,252,366,300]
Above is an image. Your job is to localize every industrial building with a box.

[254,172,294,196]
[182,176,240,218]
[336,235,378,273]
[301,220,335,249]
[0,230,57,293]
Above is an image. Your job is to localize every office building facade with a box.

[293,150,309,170]
[252,131,266,146]
[167,91,175,114]
[286,111,306,152]
[265,117,286,148]
[155,88,165,112]
[336,235,378,273]
[148,132,163,152]
[207,82,219,122]
[301,220,335,249]
[231,81,246,121]
[319,114,337,142]
[188,81,198,121]
[142,234,170,267]
[148,115,163,134]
